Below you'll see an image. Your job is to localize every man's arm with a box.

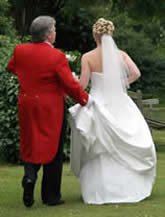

[55,52,89,106]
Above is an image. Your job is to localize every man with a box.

[7,16,90,207]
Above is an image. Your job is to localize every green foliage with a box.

[0,0,21,163]
[8,0,66,36]
[65,50,81,75]
[0,0,16,36]
[143,21,162,46]
[112,14,165,94]
[56,7,95,53]
[0,0,9,14]
[0,35,21,163]
[130,0,165,20]
[111,0,165,20]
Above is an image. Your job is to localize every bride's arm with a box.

[121,51,141,84]
[79,54,91,89]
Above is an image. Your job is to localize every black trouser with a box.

[22,103,66,204]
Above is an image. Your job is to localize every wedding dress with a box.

[69,35,156,204]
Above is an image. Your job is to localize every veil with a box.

[101,35,129,106]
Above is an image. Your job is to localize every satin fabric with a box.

[69,72,156,204]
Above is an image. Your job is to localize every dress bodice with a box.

[90,72,104,103]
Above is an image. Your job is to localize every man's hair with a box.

[30,16,56,42]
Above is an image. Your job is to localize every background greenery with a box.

[0,0,165,163]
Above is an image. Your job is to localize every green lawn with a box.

[143,107,165,122]
[152,130,165,145]
[143,106,165,145]
[0,148,165,217]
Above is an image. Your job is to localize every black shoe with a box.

[22,179,35,207]
[44,199,65,206]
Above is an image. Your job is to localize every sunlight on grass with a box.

[0,148,165,217]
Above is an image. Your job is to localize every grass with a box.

[143,106,165,145]
[143,107,165,122]
[0,147,165,217]
[152,130,165,145]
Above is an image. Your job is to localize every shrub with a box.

[0,35,21,163]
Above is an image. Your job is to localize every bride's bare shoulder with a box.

[82,49,96,60]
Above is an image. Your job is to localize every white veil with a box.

[101,35,129,106]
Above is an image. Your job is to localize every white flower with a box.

[66,54,77,62]
[66,54,71,59]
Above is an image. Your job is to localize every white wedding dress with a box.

[69,35,156,204]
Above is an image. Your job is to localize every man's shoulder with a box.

[53,48,65,56]
[52,48,67,62]
[14,43,34,51]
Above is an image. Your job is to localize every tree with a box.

[55,7,95,52]
[111,0,165,20]
[8,0,66,37]
[113,13,165,94]
[0,0,14,35]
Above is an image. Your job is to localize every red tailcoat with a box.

[8,42,88,164]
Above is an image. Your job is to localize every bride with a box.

[69,18,156,204]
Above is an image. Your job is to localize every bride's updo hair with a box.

[93,18,115,37]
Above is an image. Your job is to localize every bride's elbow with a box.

[136,70,141,79]
[80,84,86,89]
[80,81,87,89]
[79,78,89,89]
[133,69,141,80]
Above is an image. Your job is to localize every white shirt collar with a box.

[44,41,54,48]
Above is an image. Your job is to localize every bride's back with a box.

[86,47,103,73]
